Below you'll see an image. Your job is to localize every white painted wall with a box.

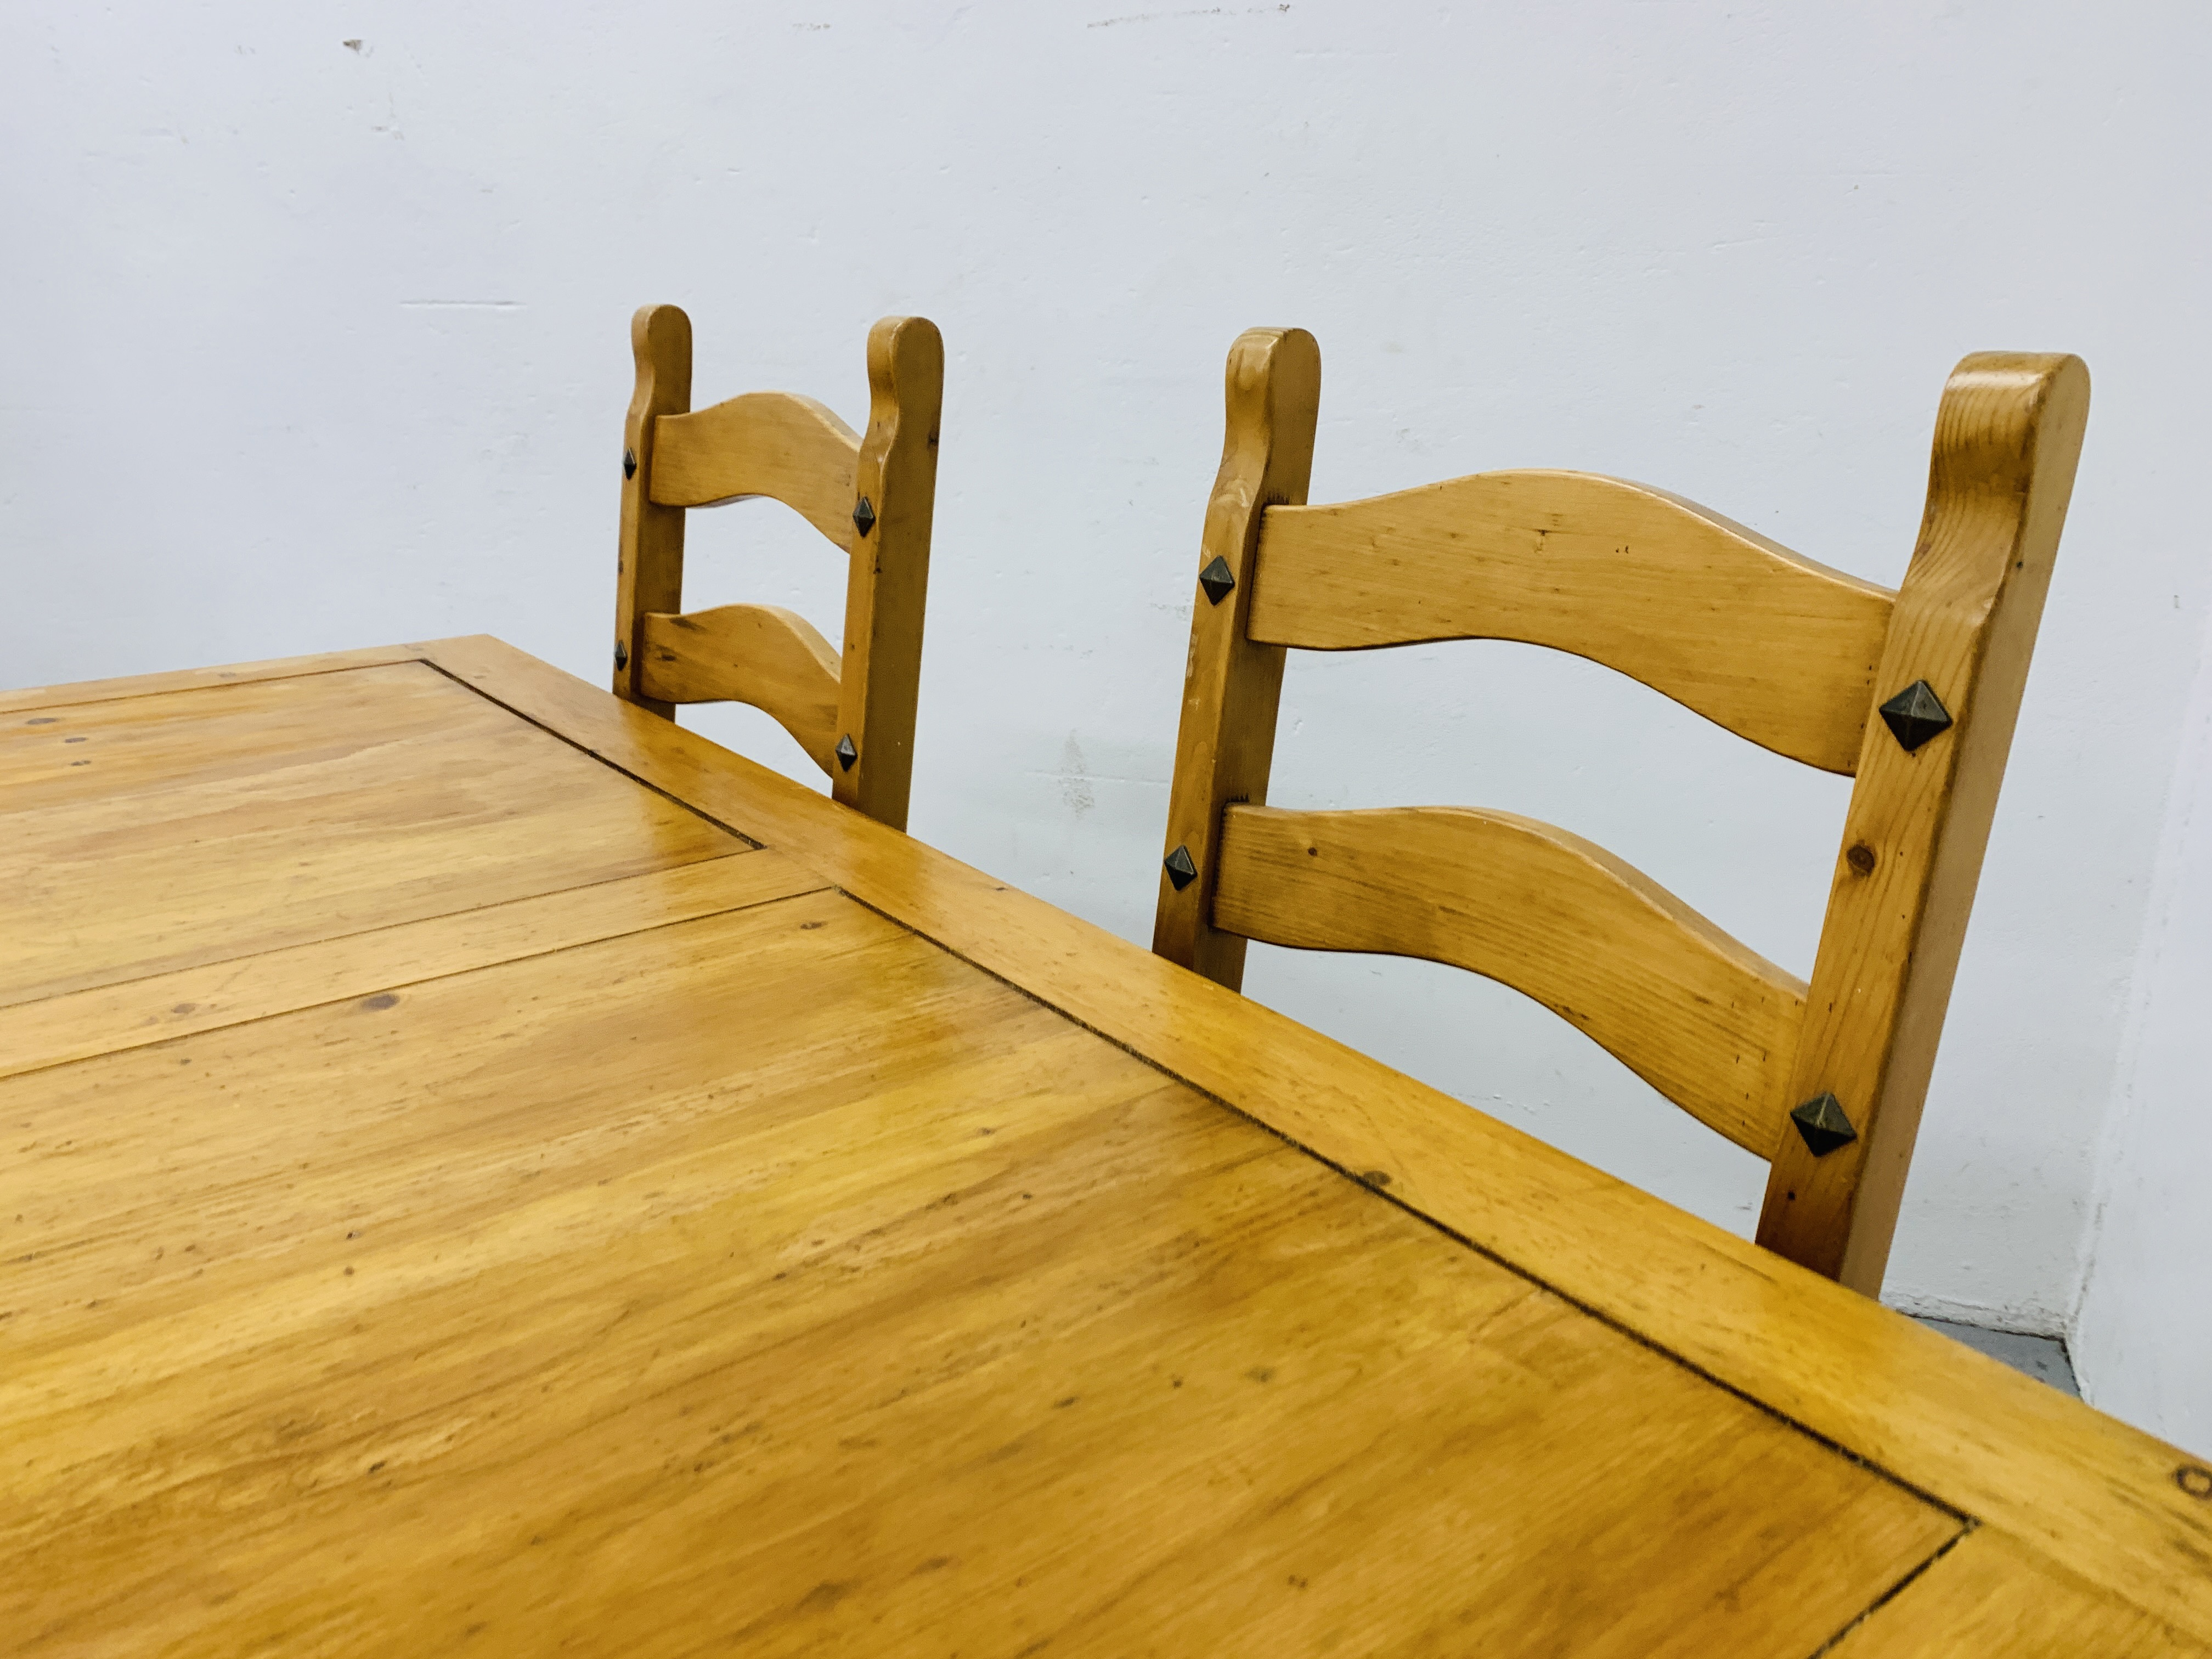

[2075,611,2212,1459]
[4,3,2207,1430]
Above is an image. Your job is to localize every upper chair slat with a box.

[1214,803,1805,1154]
[1249,470,1896,775]
[650,391,864,552]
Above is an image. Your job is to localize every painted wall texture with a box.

[3,3,2206,1443]
[2074,612,2212,1457]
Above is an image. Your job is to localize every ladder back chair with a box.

[1154,327,2089,1293]
[613,305,944,830]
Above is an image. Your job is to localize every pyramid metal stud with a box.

[1197,556,1236,606]
[852,496,876,538]
[1789,1092,1859,1158]
[613,641,628,671]
[1163,844,1199,891]
[622,448,637,480]
[835,735,859,772]
[1878,679,1953,753]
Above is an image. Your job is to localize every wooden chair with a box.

[1153,328,2089,1294]
[612,305,944,830]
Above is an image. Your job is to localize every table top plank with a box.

[0,660,746,1008]
[1830,1530,2211,1657]
[2,889,1955,1656]
[410,633,2212,1638]
[0,850,823,1081]
[0,643,427,718]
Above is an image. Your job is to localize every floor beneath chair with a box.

[1914,1317,2080,1397]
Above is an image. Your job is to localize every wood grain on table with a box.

[3,639,2207,1657]
[422,635,2212,1639]
[0,659,743,1007]
[4,889,1954,1654]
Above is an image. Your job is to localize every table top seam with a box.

[0,873,832,1082]
[1803,1522,1977,1659]
[0,653,435,718]
[0,847,776,1015]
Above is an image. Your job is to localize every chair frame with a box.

[1154,327,2089,1292]
[612,304,944,831]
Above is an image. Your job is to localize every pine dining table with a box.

[3,635,2208,1658]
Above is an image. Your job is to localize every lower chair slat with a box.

[638,604,843,775]
[1212,803,1805,1154]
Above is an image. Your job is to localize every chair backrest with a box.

[1153,327,2089,1294]
[612,305,944,830]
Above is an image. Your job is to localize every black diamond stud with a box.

[1163,844,1199,891]
[613,641,628,671]
[1878,679,1953,753]
[1790,1092,1859,1158]
[852,496,876,538]
[623,448,637,480]
[835,735,858,772]
[1197,556,1236,606]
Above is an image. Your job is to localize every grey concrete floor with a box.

[1914,1316,2080,1397]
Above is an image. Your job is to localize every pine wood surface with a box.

[408,633,2212,1640]
[648,388,862,550]
[7,639,2205,1654]
[1827,1531,2212,1658]
[1212,802,1805,1153]
[1,888,1954,1656]
[1756,354,2092,1286]
[636,602,844,772]
[1151,326,1320,986]
[1250,468,1893,773]
[1156,337,2090,1293]
[612,308,943,830]
[0,642,425,717]
[0,661,746,1011]
[826,313,944,828]
[612,302,694,720]
[0,852,823,1082]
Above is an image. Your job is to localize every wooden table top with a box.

[3,639,2207,1658]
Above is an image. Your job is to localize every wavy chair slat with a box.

[1249,470,1895,775]
[1154,327,2091,1295]
[1212,804,1804,1153]
[612,306,944,830]
[637,604,843,775]
[649,391,864,551]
